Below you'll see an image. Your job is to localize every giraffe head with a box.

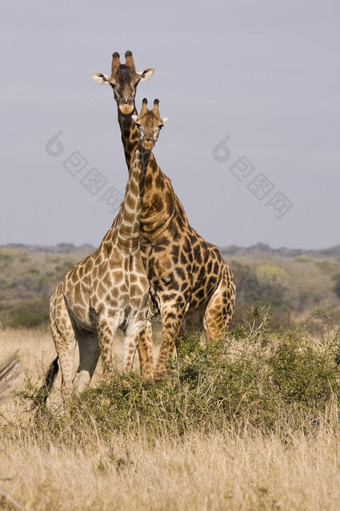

[92,51,154,115]
[132,99,168,151]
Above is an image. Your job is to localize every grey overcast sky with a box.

[1,0,339,249]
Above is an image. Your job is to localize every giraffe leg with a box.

[97,314,122,377]
[137,320,154,379]
[73,332,100,393]
[154,307,185,380]
[203,271,236,341]
[123,317,153,376]
[50,298,76,403]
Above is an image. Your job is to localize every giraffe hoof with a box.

[141,371,154,382]
[154,369,169,382]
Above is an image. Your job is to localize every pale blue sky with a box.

[1,0,339,249]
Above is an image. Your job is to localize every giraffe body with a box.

[93,51,236,378]
[44,99,166,401]
[49,237,150,397]
[139,169,236,371]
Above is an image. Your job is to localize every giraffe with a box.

[93,51,236,379]
[39,98,167,403]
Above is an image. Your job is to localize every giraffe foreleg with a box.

[123,317,153,376]
[97,314,122,378]
[154,307,185,380]
[137,320,154,379]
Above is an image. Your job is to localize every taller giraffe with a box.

[93,51,236,379]
[40,98,167,402]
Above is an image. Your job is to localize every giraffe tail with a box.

[33,357,59,408]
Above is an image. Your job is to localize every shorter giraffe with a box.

[39,99,167,403]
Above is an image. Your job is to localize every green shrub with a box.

[28,309,340,441]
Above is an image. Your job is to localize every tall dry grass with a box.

[0,346,23,510]
[2,423,340,510]
[1,321,340,510]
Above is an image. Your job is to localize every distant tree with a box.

[249,242,272,252]
[256,265,290,293]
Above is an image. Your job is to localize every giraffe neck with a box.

[117,108,176,241]
[114,145,149,255]
[118,110,139,170]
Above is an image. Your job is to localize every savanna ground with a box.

[1,244,340,510]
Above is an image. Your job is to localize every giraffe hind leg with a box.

[50,298,77,403]
[203,271,236,341]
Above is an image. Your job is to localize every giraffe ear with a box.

[161,117,168,124]
[137,68,155,82]
[91,73,110,85]
[131,114,139,124]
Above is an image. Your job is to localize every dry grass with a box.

[1,425,340,510]
[1,328,340,510]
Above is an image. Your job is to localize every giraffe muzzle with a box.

[119,103,135,115]
[143,140,154,151]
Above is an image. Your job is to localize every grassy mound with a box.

[25,308,340,443]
